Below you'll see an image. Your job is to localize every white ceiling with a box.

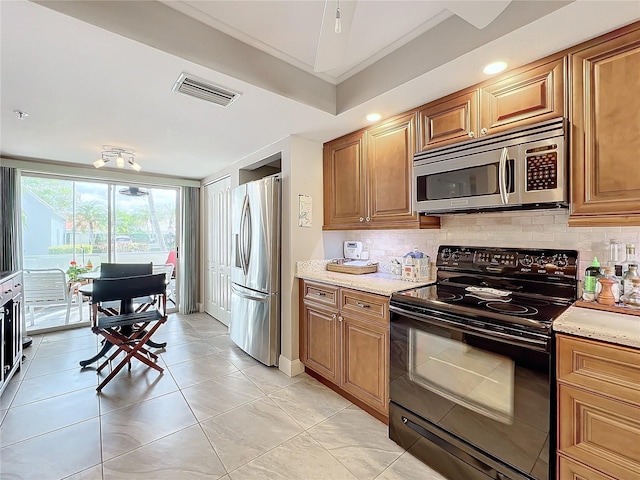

[1,1,638,180]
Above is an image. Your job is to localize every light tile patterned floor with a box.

[0,312,446,480]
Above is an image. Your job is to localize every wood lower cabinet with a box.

[418,57,564,150]
[323,113,440,230]
[568,25,640,226]
[340,314,388,414]
[556,334,640,480]
[557,456,618,480]
[300,279,390,420]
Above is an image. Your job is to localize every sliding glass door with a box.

[21,174,178,333]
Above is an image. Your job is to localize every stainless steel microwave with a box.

[413,118,567,214]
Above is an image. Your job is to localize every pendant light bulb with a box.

[129,159,142,172]
[116,154,125,168]
[335,6,341,34]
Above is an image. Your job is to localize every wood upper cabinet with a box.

[299,279,390,419]
[323,130,367,227]
[418,89,478,150]
[568,25,640,226]
[365,112,418,226]
[418,58,564,150]
[480,58,564,135]
[556,334,640,480]
[323,113,439,230]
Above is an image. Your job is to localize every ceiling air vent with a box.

[172,73,241,107]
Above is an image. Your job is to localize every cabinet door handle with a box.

[480,127,488,135]
[331,314,337,320]
[338,315,343,322]
[316,291,326,297]
[468,131,475,138]
[365,216,370,222]
[355,301,370,308]
[359,217,364,222]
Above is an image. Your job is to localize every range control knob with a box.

[555,254,568,267]
[451,250,461,262]
[520,255,533,267]
[441,248,452,261]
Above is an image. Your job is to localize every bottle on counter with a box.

[608,239,621,266]
[623,265,640,299]
[622,277,640,308]
[620,244,637,276]
[597,266,619,305]
[582,257,602,302]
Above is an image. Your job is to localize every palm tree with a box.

[75,200,106,244]
[147,190,167,251]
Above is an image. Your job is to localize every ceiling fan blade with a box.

[314,0,357,73]
[447,1,512,29]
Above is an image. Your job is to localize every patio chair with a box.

[89,273,167,392]
[23,268,83,326]
[153,263,175,306]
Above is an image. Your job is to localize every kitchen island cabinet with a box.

[568,23,640,226]
[300,279,390,422]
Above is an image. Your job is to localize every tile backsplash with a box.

[344,210,640,282]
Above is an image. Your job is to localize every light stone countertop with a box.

[553,304,640,349]
[296,260,435,296]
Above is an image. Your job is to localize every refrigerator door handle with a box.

[240,194,250,275]
[244,196,252,274]
[231,283,268,302]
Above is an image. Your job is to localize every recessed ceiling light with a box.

[483,61,508,75]
[366,113,381,122]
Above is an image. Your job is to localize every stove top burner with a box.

[438,292,463,302]
[392,283,571,327]
[485,302,538,316]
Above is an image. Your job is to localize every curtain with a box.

[179,185,199,314]
[0,167,22,272]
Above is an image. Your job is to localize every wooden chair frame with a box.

[90,273,167,392]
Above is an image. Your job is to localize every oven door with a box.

[414,146,518,214]
[389,305,552,480]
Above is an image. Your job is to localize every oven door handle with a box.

[389,305,549,352]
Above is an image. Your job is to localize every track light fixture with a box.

[93,147,142,171]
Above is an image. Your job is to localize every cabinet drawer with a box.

[557,455,617,480]
[558,384,640,480]
[303,281,339,308]
[340,289,389,325]
[557,335,640,406]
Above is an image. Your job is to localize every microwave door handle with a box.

[499,147,509,205]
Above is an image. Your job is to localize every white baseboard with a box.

[278,355,305,377]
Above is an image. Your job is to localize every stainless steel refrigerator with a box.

[229,175,281,366]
